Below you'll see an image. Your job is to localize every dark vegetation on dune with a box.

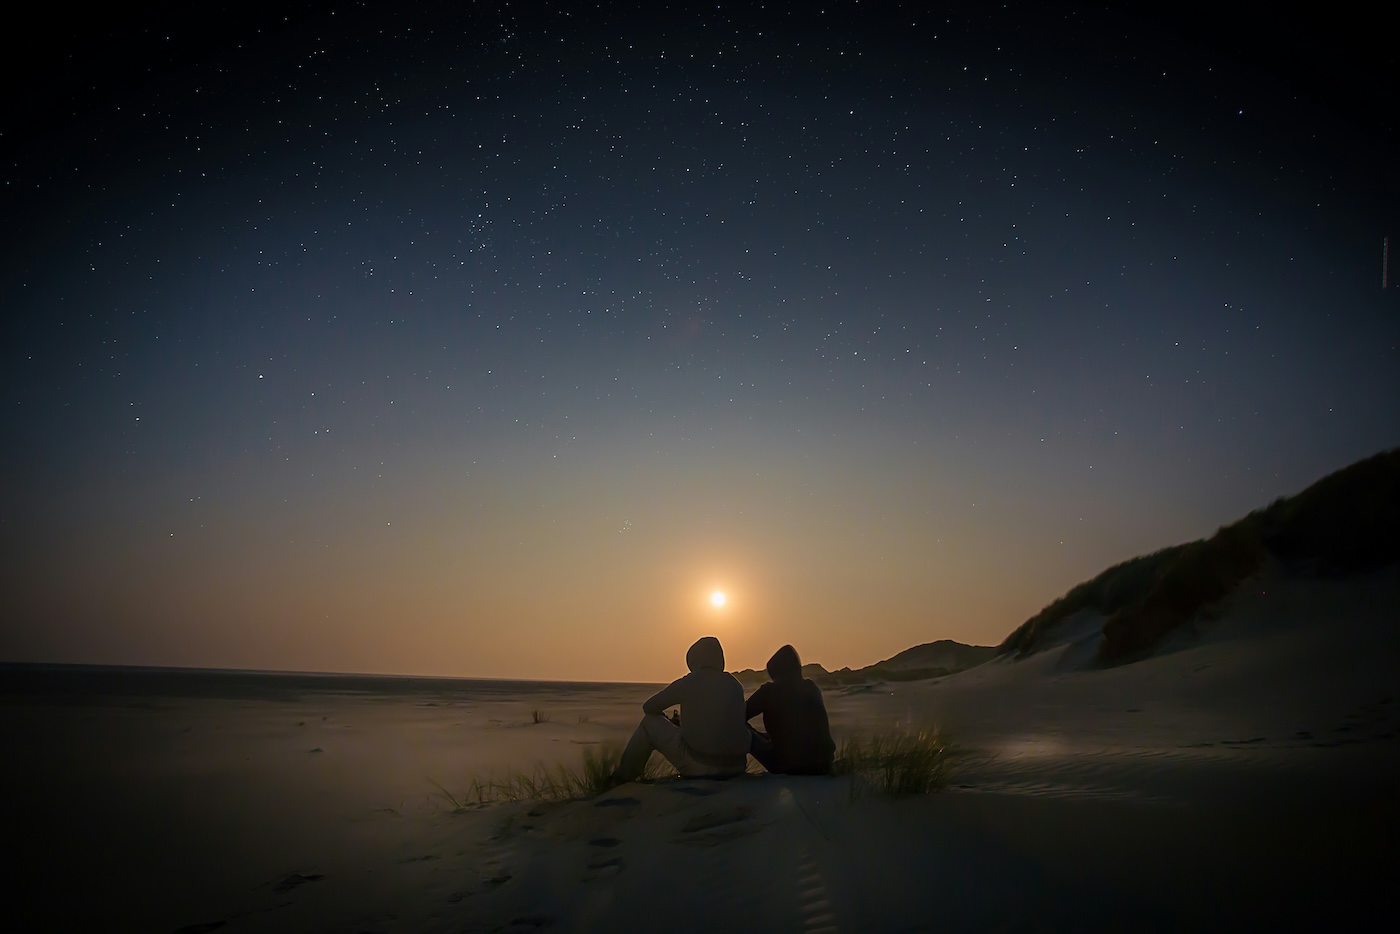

[999,448,1400,665]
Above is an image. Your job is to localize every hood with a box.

[766,644,802,681]
[686,636,725,672]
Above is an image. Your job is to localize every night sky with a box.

[3,2,1396,682]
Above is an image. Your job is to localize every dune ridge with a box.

[998,447,1400,664]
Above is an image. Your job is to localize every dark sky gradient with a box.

[3,2,1396,680]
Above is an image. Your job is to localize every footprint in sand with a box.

[272,872,324,893]
[583,855,625,883]
[674,805,762,845]
[588,836,622,847]
[450,870,511,901]
[795,849,839,934]
[669,783,722,797]
[680,806,754,833]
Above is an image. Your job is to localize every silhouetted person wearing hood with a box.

[611,636,751,783]
[745,644,835,775]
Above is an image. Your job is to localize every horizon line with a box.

[0,660,666,686]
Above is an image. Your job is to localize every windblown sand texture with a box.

[4,568,1397,932]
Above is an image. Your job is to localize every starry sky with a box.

[2,2,1396,682]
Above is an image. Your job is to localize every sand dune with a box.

[431,566,1393,933]
[4,567,1396,932]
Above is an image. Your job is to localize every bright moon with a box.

[710,591,727,608]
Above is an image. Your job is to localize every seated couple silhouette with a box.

[611,636,835,784]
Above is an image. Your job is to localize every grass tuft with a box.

[444,742,675,806]
[441,728,954,806]
[832,727,951,797]
[530,708,549,724]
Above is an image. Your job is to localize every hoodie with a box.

[642,636,751,764]
[744,644,835,774]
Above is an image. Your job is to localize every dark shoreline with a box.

[0,662,656,701]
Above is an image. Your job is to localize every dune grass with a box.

[997,546,1185,658]
[441,726,952,807]
[997,448,1400,663]
[439,742,675,806]
[832,727,952,797]
[530,708,549,724]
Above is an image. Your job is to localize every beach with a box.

[4,567,1397,933]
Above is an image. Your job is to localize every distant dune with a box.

[999,447,1400,664]
[874,639,998,672]
[732,639,995,687]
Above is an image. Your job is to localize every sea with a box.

[0,661,648,702]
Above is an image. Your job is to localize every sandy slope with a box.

[5,567,1397,932]
[423,568,1395,933]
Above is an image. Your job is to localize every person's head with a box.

[686,636,725,672]
[766,644,802,682]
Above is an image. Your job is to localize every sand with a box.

[4,566,1397,932]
